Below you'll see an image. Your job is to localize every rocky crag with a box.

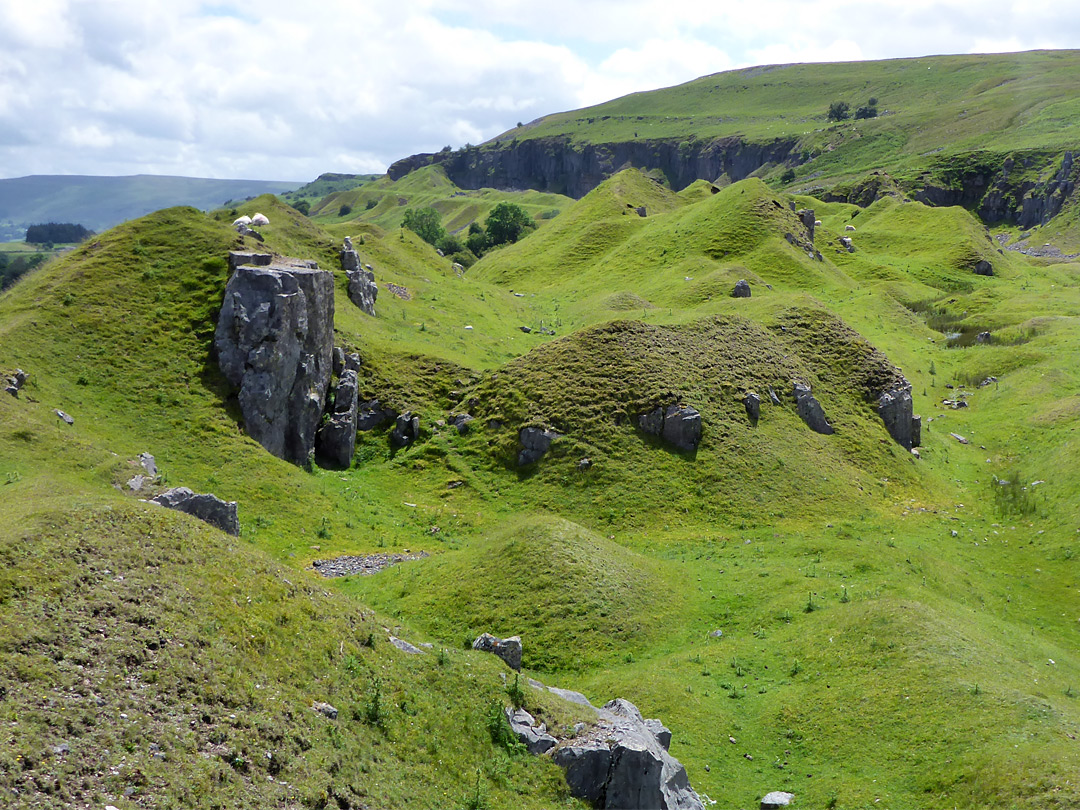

[388,136,798,198]
[215,254,335,466]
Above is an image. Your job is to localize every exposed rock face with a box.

[732,279,752,298]
[388,135,799,198]
[877,387,921,449]
[794,383,834,435]
[551,698,704,810]
[315,369,359,468]
[639,404,702,452]
[472,633,522,671]
[644,718,672,751]
[151,487,240,536]
[506,708,558,754]
[662,404,702,451]
[797,208,816,241]
[341,238,378,316]
[744,391,761,425]
[357,399,397,431]
[915,150,1077,228]
[390,411,420,448]
[518,426,560,466]
[215,262,335,466]
[227,251,271,271]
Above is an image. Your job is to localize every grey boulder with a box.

[553,698,703,810]
[794,383,834,435]
[151,487,239,536]
[974,259,994,276]
[761,791,795,809]
[357,399,396,431]
[472,633,522,671]
[877,386,921,449]
[316,369,359,468]
[732,279,752,298]
[518,426,559,466]
[638,404,702,452]
[390,411,420,448]
[744,391,761,425]
[505,708,558,754]
[342,240,378,316]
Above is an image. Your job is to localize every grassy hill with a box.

[391,50,1080,239]
[3,59,1080,807]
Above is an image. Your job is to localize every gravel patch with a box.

[311,551,429,578]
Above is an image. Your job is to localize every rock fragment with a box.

[472,633,522,671]
[793,383,833,435]
[518,426,559,466]
[151,487,240,536]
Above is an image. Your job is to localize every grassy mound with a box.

[355,515,691,672]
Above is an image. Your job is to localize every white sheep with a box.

[232,215,252,226]
[251,213,270,226]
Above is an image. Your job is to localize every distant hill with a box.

[389,49,1080,229]
[0,174,302,236]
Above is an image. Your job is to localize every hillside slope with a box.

[1,165,1080,809]
[389,50,1080,238]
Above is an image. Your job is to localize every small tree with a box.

[827,101,850,122]
[465,226,488,257]
[855,98,879,120]
[338,203,353,217]
[484,202,534,247]
[293,200,311,216]
[402,207,445,246]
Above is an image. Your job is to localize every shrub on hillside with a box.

[403,207,445,246]
[827,101,851,121]
[484,202,534,247]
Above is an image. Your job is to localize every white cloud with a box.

[0,0,1077,180]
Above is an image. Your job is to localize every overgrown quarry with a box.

[3,50,1080,810]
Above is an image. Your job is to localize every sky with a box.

[0,0,1076,182]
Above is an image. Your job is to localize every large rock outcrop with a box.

[388,135,798,198]
[315,369,359,468]
[215,261,335,466]
[638,404,702,452]
[341,238,378,316]
[794,383,834,435]
[547,697,703,810]
[877,386,922,450]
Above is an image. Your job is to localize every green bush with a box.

[827,101,850,121]
[403,207,445,246]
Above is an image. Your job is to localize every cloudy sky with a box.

[1,0,1075,182]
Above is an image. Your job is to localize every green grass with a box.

[2,159,1080,808]
[494,50,1080,173]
